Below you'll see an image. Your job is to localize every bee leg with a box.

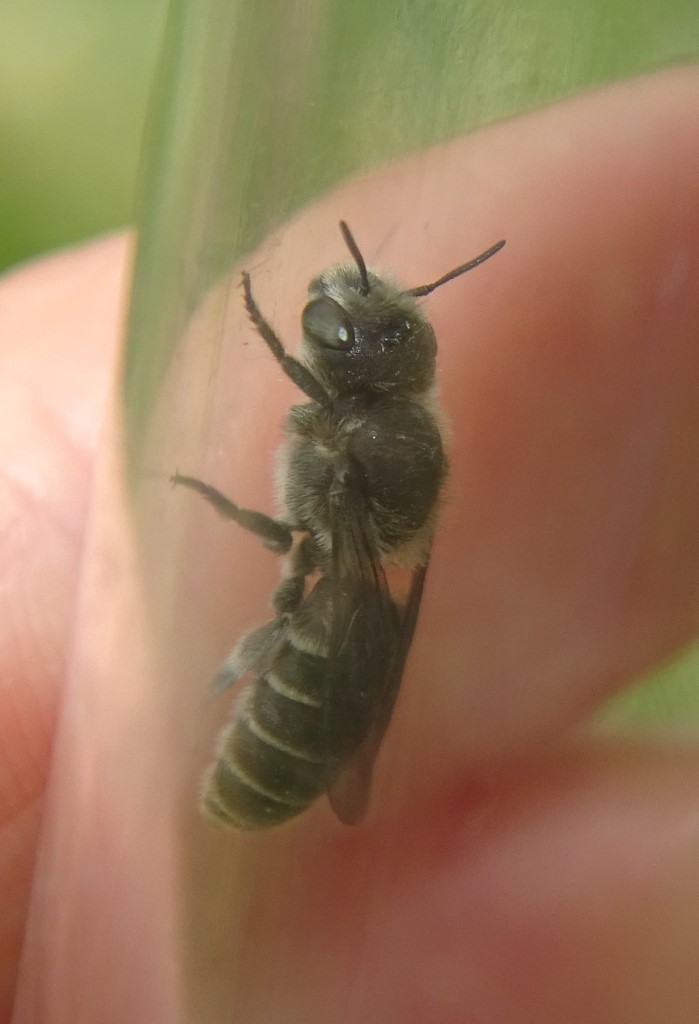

[212,617,287,693]
[171,472,292,554]
[241,271,329,406]
[272,576,305,614]
[272,533,320,614]
[215,536,320,691]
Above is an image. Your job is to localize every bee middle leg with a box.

[171,472,292,554]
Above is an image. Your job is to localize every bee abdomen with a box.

[202,641,331,829]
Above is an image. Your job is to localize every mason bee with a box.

[174,222,505,829]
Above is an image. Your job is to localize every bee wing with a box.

[324,464,429,824]
[327,564,429,824]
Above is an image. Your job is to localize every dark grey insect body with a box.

[175,223,504,829]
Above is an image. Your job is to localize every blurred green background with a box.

[1,0,697,719]
[0,0,167,272]
[2,0,698,274]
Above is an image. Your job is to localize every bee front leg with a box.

[171,472,293,555]
[241,272,329,405]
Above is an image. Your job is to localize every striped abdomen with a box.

[203,637,333,829]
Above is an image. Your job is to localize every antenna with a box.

[339,221,370,296]
[408,239,506,298]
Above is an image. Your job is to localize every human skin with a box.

[1,68,699,1022]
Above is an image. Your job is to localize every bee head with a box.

[300,222,505,397]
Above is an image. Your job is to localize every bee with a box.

[174,222,505,829]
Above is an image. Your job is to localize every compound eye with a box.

[302,298,354,350]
